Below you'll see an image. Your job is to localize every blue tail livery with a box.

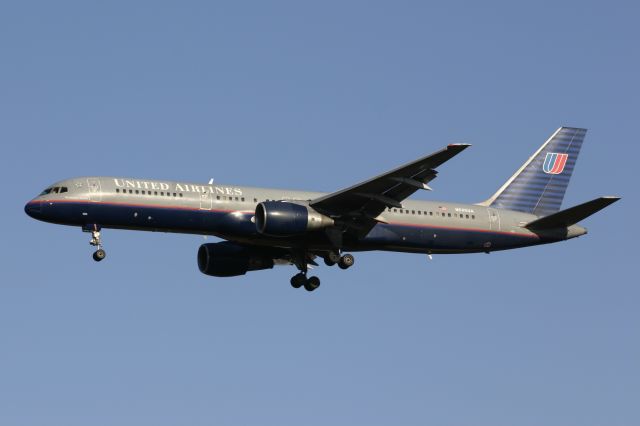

[481,127,586,216]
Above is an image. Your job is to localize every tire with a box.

[323,257,336,266]
[93,249,106,262]
[290,273,306,289]
[304,276,320,292]
[338,254,354,269]
[324,251,340,266]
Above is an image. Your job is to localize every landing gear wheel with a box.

[304,276,320,292]
[290,273,306,289]
[338,253,354,270]
[324,251,340,266]
[93,249,106,262]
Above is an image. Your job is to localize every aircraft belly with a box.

[361,223,538,253]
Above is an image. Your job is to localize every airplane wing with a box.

[309,143,470,237]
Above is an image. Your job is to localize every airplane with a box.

[25,127,619,292]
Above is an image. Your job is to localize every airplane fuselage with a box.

[24,176,586,255]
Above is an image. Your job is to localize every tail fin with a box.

[524,196,621,230]
[479,127,587,217]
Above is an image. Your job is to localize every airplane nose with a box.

[24,199,42,218]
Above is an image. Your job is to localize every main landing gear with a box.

[323,252,355,270]
[290,273,321,292]
[87,225,106,262]
[290,251,355,292]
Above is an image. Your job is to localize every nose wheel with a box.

[93,248,106,261]
[88,226,106,262]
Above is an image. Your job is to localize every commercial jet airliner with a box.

[25,127,619,291]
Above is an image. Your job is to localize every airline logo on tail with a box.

[543,153,568,174]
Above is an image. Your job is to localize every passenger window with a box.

[472,215,475,219]
[241,197,245,202]
[154,191,158,195]
[179,193,183,197]
[173,193,177,197]
[448,213,451,217]
[60,187,68,193]
[418,211,422,215]
[412,210,415,215]
[466,214,469,219]
[116,188,120,193]
[129,189,133,194]
[253,198,257,202]
[217,196,220,200]
[160,192,164,196]
[135,190,139,194]
[429,212,433,216]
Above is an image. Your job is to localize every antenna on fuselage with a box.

[208,178,214,184]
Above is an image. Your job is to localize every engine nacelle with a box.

[197,242,274,277]
[255,201,334,237]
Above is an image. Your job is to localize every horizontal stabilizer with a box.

[525,196,621,230]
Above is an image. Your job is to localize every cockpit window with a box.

[38,186,68,196]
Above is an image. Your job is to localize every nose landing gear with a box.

[87,225,106,262]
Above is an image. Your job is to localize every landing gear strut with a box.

[88,226,106,262]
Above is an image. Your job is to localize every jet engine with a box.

[255,201,334,237]
[197,242,274,277]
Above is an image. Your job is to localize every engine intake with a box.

[197,242,274,277]
[255,201,334,237]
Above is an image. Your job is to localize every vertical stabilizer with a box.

[480,127,586,217]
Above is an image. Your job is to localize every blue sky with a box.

[1,1,637,425]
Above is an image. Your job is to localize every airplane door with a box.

[199,190,212,210]
[87,178,102,202]
[488,208,501,231]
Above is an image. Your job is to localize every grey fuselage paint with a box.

[25,176,587,255]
